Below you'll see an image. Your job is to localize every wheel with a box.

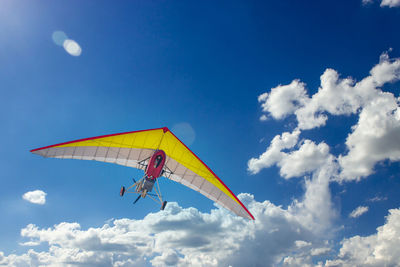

[120,186,125,196]
[161,201,167,210]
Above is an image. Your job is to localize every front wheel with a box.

[120,186,125,196]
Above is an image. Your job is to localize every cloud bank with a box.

[2,199,400,266]
[1,196,325,266]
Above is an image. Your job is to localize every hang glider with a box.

[30,127,254,220]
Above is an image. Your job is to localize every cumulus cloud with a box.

[281,208,400,266]
[0,196,331,267]
[279,140,332,179]
[258,52,400,131]
[247,52,400,265]
[338,54,400,181]
[7,203,398,266]
[151,249,183,267]
[248,131,339,234]
[22,190,46,205]
[338,92,400,181]
[349,206,369,218]
[281,241,332,266]
[325,208,400,266]
[288,157,338,234]
[248,129,301,175]
[254,53,400,182]
[258,80,309,120]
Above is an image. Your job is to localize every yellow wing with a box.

[31,127,254,220]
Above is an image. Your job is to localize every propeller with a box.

[133,195,141,204]
[132,177,137,183]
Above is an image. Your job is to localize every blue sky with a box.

[1,0,400,266]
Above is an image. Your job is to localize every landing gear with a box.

[120,173,169,211]
[141,189,148,198]
[120,186,125,196]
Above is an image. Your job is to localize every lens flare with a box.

[52,31,68,46]
[63,39,82,56]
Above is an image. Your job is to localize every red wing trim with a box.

[167,129,255,220]
[30,127,164,152]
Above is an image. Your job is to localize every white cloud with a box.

[63,39,82,56]
[22,190,46,205]
[371,51,400,85]
[362,0,374,4]
[248,132,339,234]
[283,207,400,267]
[249,133,339,234]
[338,92,400,181]
[0,195,332,267]
[279,140,332,179]
[259,114,268,121]
[295,68,366,130]
[295,240,312,248]
[288,158,338,234]
[311,247,331,256]
[281,241,332,266]
[361,0,400,7]
[19,241,40,247]
[368,196,388,202]
[325,208,400,266]
[248,129,301,175]
[349,206,369,218]
[381,0,400,7]
[150,249,184,267]
[258,80,309,120]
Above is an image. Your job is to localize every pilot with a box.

[154,155,163,168]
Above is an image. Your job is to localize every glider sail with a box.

[31,127,254,220]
